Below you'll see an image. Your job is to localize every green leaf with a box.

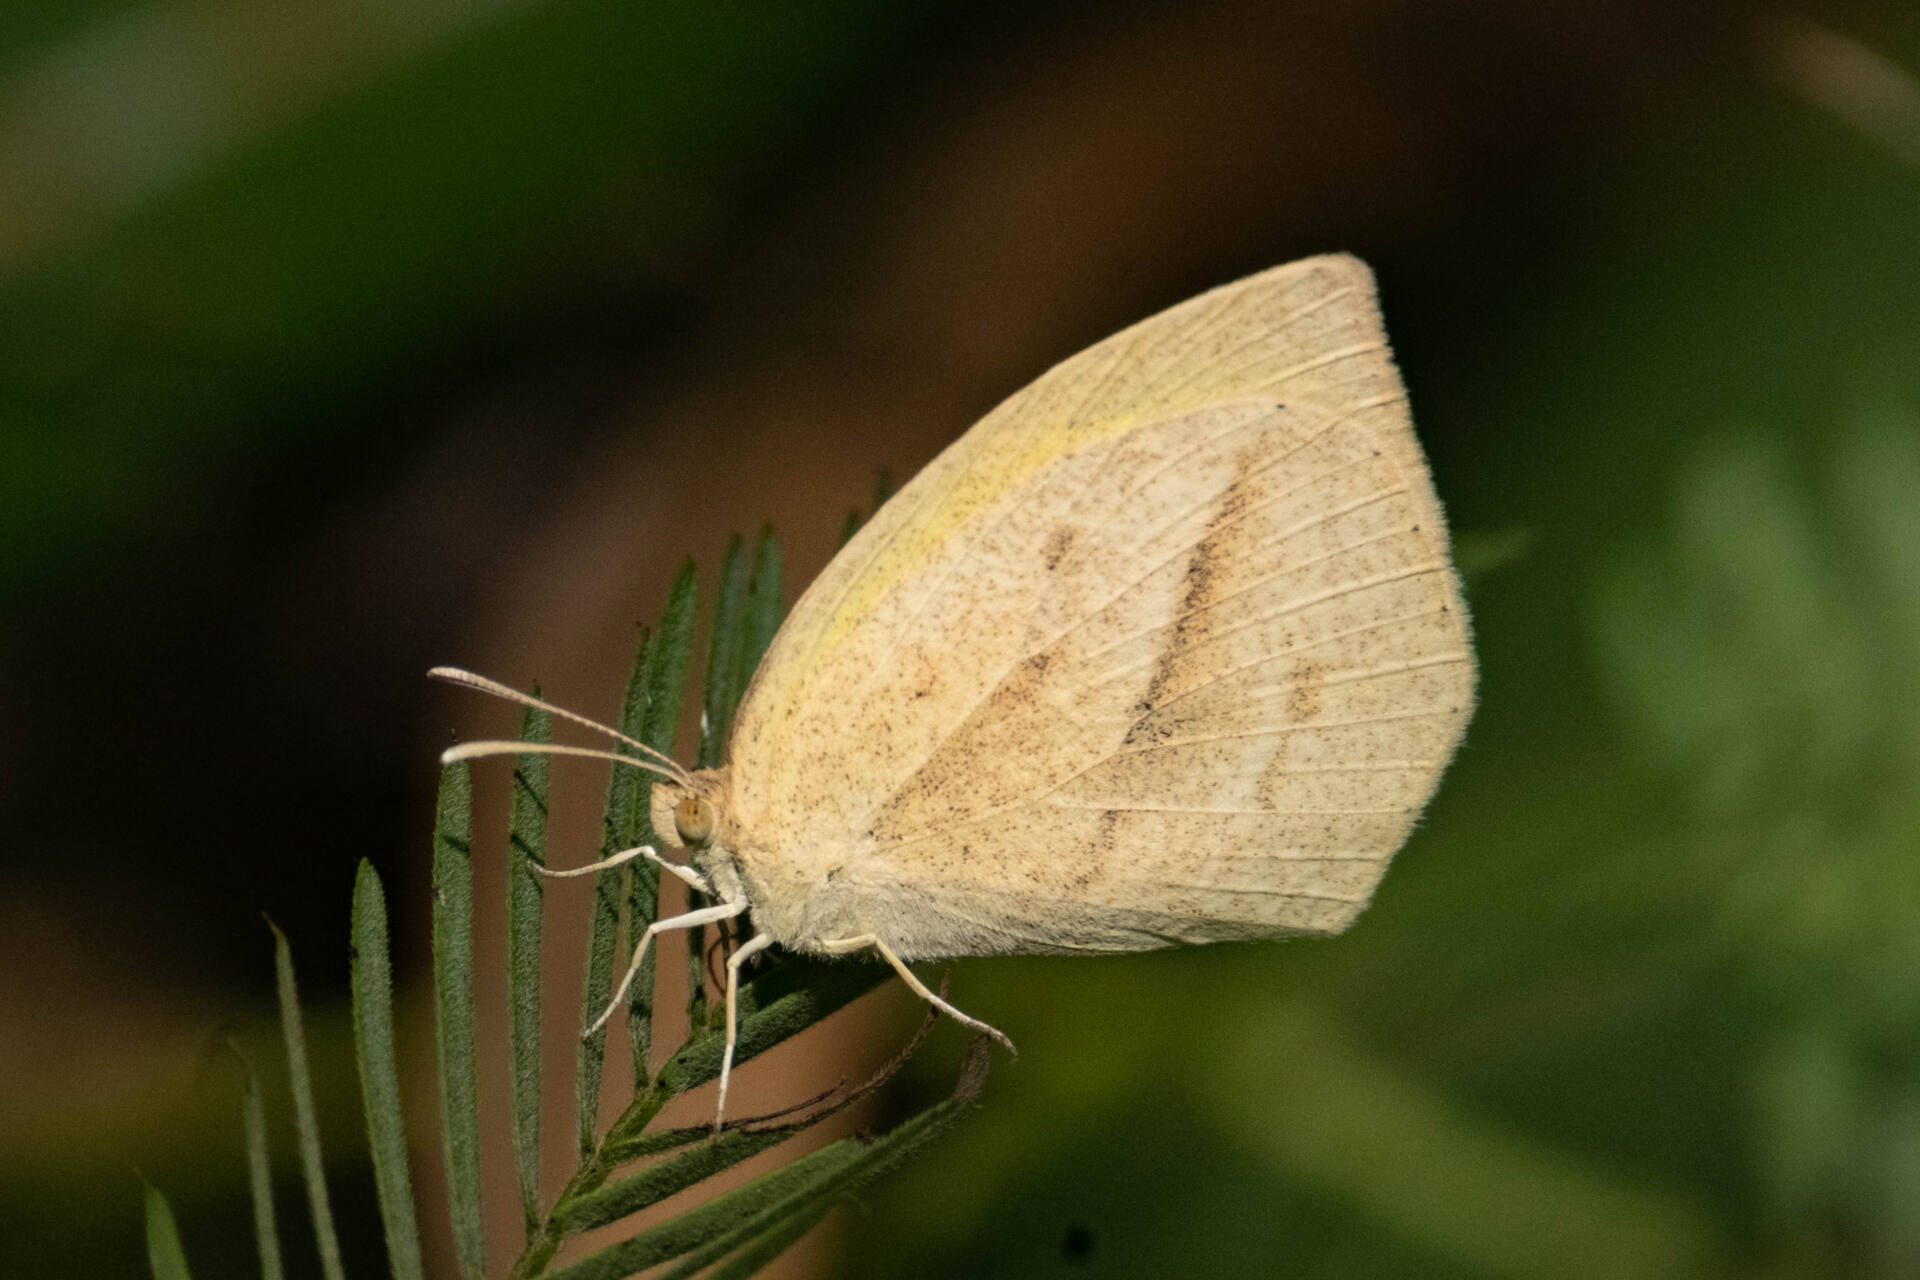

[430,762,486,1280]
[699,534,750,770]
[542,1140,866,1280]
[644,563,701,758]
[609,628,658,1081]
[736,526,783,703]
[554,1128,793,1235]
[578,598,678,1144]
[701,1197,834,1280]
[597,1124,713,1164]
[236,1051,284,1280]
[270,921,347,1280]
[630,564,700,1080]
[507,701,553,1233]
[554,1039,989,1280]
[690,536,751,1021]
[144,1180,194,1280]
[652,956,890,1098]
[656,1037,989,1280]
[576,803,624,1153]
[350,860,425,1280]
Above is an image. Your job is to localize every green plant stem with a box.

[507,1084,676,1280]
[507,953,893,1277]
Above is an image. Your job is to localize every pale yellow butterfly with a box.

[436,252,1476,1128]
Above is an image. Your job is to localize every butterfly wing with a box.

[727,254,1475,959]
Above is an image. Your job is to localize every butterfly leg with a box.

[819,934,1017,1056]
[585,898,746,1038]
[714,930,776,1132]
[532,842,653,879]
[646,850,715,894]
[534,844,713,893]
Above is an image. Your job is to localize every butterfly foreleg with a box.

[714,930,776,1131]
[647,849,715,894]
[819,934,1017,1056]
[535,843,715,894]
[532,843,711,895]
[585,898,746,1038]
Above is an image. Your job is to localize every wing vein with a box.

[1160,885,1371,902]
[1151,285,1360,403]
[1050,402,1296,582]
[1108,759,1447,772]
[1212,339,1387,401]
[1105,707,1461,756]
[1118,411,1365,560]
[1139,616,1469,719]
[1047,802,1415,814]
[844,402,1289,719]
[845,406,1352,834]
[1077,516,1422,667]
[1089,560,1445,688]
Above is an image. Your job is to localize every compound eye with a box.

[674,797,715,848]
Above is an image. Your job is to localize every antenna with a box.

[428,666,692,785]
[439,739,683,782]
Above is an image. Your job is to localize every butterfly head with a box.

[650,768,735,865]
[674,794,716,847]
[651,770,756,911]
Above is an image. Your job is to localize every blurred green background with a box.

[5,1,1920,1276]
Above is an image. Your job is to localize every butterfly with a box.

[436,253,1476,1128]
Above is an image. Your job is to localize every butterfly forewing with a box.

[727,255,1474,959]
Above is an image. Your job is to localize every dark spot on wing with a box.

[1124,441,1264,746]
[1283,659,1327,723]
[1043,526,1075,570]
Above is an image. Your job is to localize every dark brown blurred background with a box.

[6,1,1920,1276]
